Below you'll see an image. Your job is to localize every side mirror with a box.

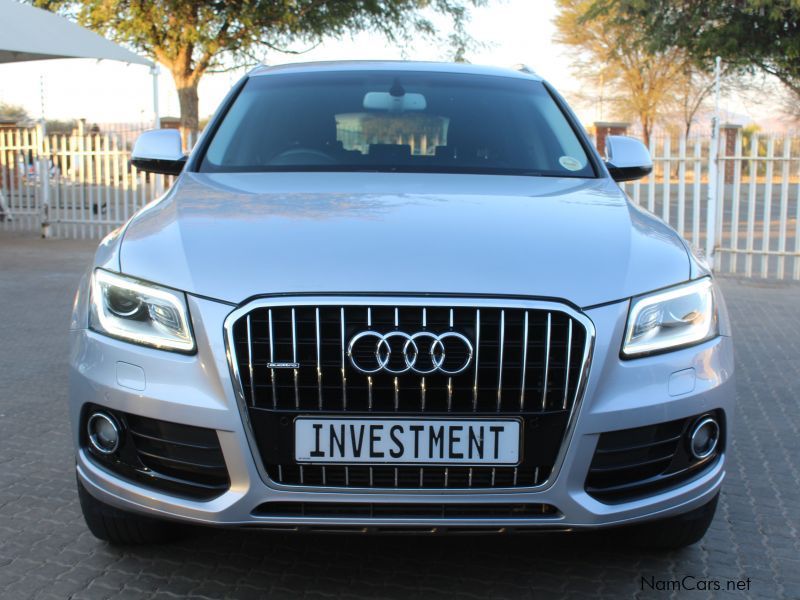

[604,135,653,182]
[131,129,186,176]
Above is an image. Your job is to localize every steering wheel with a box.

[269,147,337,165]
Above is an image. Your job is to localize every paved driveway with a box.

[0,231,798,600]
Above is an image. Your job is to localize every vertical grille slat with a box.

[447,308,454,413]
[340,307,347,410]
[421,307,427,414]
[268,309,277,409]
[291,308,299,410]
[246,315,256,407]
[473,309,481,412]
[230,300,590,490]
[496,310,505,413]
[513,310,528,486]
[520,311,528,412]
[315,308,323,410]
[542,312,551,411]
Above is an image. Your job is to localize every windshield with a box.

[200,70,595,178]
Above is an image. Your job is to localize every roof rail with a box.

[511,63,538,76]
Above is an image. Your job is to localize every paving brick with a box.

[1,232,798,599]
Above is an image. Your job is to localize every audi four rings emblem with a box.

[347,330,474,375]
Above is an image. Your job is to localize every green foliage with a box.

[595,0,800,96]
[33,1,484,80]
[45,119,78,134]
[555,0,701,142]
[0,102,29,122]
[33,0,485,133]
[741,123,764,159]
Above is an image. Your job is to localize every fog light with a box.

[689,416,719,460]
[87,412,121,454]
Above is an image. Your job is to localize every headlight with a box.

[90,269,195,353]
[622,277,718,358]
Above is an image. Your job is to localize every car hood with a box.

[119,172,689,307]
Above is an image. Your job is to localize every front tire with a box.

[77,477,181,545]
[622,493,719,551]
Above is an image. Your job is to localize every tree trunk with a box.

[174,75,200,150]
[641,115,651,149]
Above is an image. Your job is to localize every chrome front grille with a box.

[227,298,592,490]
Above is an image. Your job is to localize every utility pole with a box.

[39,74,46,123]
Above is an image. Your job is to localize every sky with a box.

[0,0,781,129]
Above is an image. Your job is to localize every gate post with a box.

[720,123,742,183]
[706,125,719,266]
[705,57,722,268]
[593,121,630,156]
[36,120,51,238]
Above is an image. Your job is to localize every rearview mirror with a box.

[131,129,186,176]
[363,91,427,112]
[604,135,653,182]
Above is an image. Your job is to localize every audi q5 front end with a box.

[69,61,734,549]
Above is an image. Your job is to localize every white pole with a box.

[37,120,50,238]
[39,74,46,121]
[705,56,722,264]
[151,65,161,129]
[38,75,51,237]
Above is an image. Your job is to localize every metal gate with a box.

[621,131,800,280]
[1,122,171,239]
[2,125,799,280]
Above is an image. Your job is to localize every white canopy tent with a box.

[0,0,159,233]
[0,0,158,126]
[0,0,151,65]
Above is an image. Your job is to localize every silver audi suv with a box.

[69,61,733,549]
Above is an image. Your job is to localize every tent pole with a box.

[151,65,160,129]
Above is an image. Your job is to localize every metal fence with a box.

[0,122,174,239]
[622,132,800,280]
[1,125,799,280]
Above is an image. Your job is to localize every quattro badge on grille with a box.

[347,330,474,375]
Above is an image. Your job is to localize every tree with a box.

[45,118,79,134]
[669,65,717,138]
[0,102,29,122]
[596,1,800,110]
[555,0,689,145]
[34,0,485,143]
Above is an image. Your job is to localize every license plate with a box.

[294,418,521,465]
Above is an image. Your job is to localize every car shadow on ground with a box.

[104,526,696,598]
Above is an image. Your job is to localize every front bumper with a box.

[69,293,735,531]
